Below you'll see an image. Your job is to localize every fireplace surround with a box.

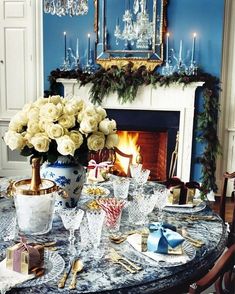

[57,78,204,182]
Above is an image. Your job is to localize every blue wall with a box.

[43,0,225,182]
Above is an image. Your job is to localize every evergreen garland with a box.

[48,63,221,195]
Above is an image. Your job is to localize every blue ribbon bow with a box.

[147,222,185,254]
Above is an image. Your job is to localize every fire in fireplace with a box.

[115,130,168,181]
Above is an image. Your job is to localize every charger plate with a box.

[17,251,65,288]
[163,201,206,213]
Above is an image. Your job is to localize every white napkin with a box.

[127,234,190,264]
[0,259,34,294]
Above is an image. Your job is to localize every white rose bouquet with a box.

[4,95,119,165]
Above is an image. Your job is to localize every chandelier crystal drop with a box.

[43,0,88,17]
[114,0,153,49]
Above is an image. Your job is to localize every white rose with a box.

[9,111,28,132]
[56,135,76,156]
[46,123,65,139]
[99,118,117,135]
[23,132,33,148]
[77,110,84,123]
[4,131,25,150]
[80,117,98,134]
[87,132,105,151]
[9,119,24,132]
[40,102,63,121]
[96,106,107,121]
[27,107,40,121]
[30,133,50,152]
[39,118,52,131]
[33,97,49,108]
[63,98,84,115]
[27,120,41,135]
[49,95,63,105]
[105,133,119,148]
[58,114,76,129]
[83,105,97,117]
[69,130,83,149]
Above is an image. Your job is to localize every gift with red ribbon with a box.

[6,237,44,275]
[87,159,113,182]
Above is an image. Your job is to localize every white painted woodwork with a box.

[0,0,43,176]
[57,78,204,183]
[218,0,235,196]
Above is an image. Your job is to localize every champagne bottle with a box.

[30,157,42,191]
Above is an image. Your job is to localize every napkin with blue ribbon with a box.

[127,222,190,264]
[147,223,185,254]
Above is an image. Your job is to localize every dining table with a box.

[0,177,228,294]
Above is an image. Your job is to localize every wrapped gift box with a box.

[87,160,112,183]
[6,239,44,275]
[166,178,201,204]
[141,223,184,255]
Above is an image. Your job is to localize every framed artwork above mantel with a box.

[94,0,168,70]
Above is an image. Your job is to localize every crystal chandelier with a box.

[114,0,153,49]
[43,0,88,17]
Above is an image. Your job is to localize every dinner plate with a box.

[126,236,196,268]
[82,185,110,198]
[144,241,196,267]
[163,201,206,213]
[17,251,65,288]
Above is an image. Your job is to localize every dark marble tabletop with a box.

[0,179,227,294]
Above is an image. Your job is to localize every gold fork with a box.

[181,228,204,247]
[109,249,142,273]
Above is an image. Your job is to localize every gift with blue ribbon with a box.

[147,222,185,254]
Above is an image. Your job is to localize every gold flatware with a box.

[45,246,58,251]
[179,215,217,221]
[109,249,142,273]
[58,259,74,288]
[181,228,204,247]
[109,229,147,244]
[69,259,84,290]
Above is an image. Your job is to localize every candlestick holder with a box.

[186,60,198,76]
[83,50,95,74]
[161,61,174,76]
[171,48,188,74]
[60,58,71,71]
[60,49,72,71]
[67,48,80,70]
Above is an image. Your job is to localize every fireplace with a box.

[57,79,204,182]
[106,109,180,181]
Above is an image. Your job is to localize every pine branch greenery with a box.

[48,63,221,195]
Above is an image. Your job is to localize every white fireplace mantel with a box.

[57,78,204,182]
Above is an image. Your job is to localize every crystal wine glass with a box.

[136,168,150,193]
[59,208,84,255]
[86,208,106,259]
[153,185,168,223]
[130,163,143,193]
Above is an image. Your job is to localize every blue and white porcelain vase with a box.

[41,156,86,208]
